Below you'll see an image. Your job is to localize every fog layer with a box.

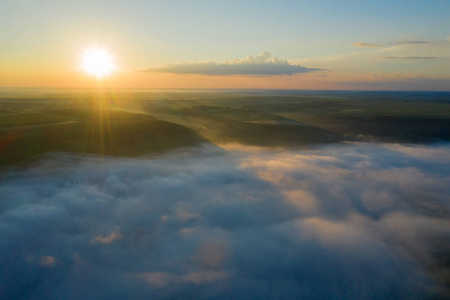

[1,143,449,299]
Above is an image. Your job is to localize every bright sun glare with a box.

[81,47,115,79]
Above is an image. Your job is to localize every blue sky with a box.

[1,0,449,89]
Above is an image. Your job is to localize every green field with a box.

[1,89,449,168]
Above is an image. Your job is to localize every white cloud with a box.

[39,256,58,267]
[1,143,449,299]
[90,228,123,244]
[134,270,229,288]
[141,52,321,76]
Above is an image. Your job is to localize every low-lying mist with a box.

[1,142,449,299]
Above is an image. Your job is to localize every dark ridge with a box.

[0,109,207,169]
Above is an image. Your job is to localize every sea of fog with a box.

[1,142,449,299]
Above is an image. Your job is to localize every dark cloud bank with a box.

[1,143,450,299]
[141,52,320,76]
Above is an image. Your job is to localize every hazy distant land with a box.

[1,89,449,168]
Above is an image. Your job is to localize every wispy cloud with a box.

[337,74,450,91]
[354,42,380,48]
[385,56,436,60]
[395,40,431,45]
[140,52,322,76]
[355,39,437,50]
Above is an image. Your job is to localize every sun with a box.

[81,47,115,78]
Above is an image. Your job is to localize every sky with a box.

[1,0,449,90]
